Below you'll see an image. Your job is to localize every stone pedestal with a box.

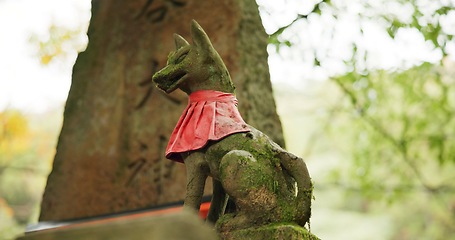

[17,210,217,240]
[220,224,320,240]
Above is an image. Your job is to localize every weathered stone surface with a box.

[220,224,320,240]
[153,21,316,238]
[40,0,284,221]
[18,211,218,240]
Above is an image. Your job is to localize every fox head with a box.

[152,20,235,94]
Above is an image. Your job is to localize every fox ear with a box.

[191,20,214,49]
[174,34,189,50]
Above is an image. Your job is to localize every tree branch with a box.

[270,0,331,37]
[331,77,438,193]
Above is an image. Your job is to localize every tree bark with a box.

[40,0,284,221]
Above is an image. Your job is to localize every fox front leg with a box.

[183,152,209,211]
[206,178,228,223]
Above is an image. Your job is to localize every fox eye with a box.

[175,51,189,64]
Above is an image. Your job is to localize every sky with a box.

[0,0,453,113]
[0,0,90,113]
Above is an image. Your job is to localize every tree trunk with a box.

[40,0,284,221]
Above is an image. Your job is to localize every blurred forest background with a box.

[1,0,454,239]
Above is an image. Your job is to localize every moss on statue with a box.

[152,20,317,239]
[203,127,313,235]
[219,223,320,240]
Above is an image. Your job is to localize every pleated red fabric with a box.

[166,90,250,162]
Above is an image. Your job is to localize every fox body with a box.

[152,20,312,233]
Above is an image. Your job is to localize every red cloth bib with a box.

[166,90,250,162]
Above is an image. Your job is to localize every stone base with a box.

[17,210,218,240]
[220,223,320,240]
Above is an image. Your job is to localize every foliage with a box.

[268,0,332,51]
[1,111,30,171]
[263,0,455,238]
[382,1,454,57]
[0,110,60,239]
[29,23,87,65]
[0,198,23,240]
[325,62,455,239]
[267,0,454,70]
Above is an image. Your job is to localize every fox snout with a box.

[152,64,187,93]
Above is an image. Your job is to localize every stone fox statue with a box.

[152,20,313,233]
